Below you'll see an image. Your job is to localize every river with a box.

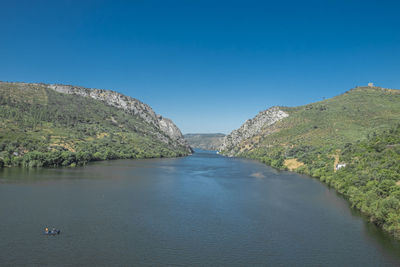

[0,150,399,266]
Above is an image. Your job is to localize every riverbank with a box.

[0,82,192,168]
[240,126,400,240]
[1,151,399,266]
[0,149,190,168]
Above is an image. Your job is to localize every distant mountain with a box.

[219,85,400,239]
[184,133,225,151]
[0,81,191,167]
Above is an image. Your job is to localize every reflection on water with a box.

[0,150,399,266]
[250,172,266,178]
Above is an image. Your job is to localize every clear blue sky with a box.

[1,0,399,134]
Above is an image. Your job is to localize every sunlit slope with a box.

[239,87,400,154]
[224,86,400,239]
[0,82,190,167]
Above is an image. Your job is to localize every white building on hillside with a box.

[335,163,346,170]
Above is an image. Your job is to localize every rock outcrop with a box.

[218,106,288,156]
[47,84,191,152]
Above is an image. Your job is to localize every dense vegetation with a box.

[0,83,189,168]
[228,86,400,239]
[244,126,400,238]
[224,87,400,156]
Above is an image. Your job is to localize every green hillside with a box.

[0,82,190,168]
[335,127,400,237]
[226,86,400,239]
[234,87,400,155]
[233,86,400,169]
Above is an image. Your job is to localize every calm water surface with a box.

[1,150,399,266]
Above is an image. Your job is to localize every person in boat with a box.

[45,227,49,234]
[52,228,56,233]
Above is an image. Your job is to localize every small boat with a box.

[44,229,61,235]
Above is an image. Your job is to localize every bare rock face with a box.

[49,84,191,152]
[219,106,288,156]
[158,116,189,148]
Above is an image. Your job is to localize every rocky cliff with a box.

[48,84,190,151]
[218,106,289,156]
[0,80,192,168]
